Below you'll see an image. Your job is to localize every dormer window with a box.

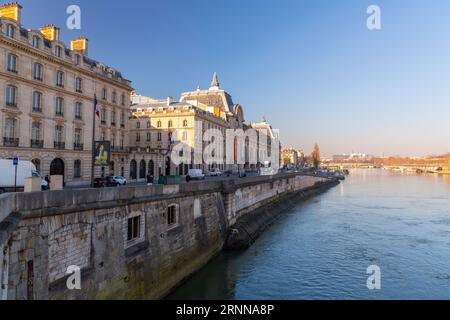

[55,46,62,58]
[6,24,15,38]
[32,35,40,48]
[74,54,81,66]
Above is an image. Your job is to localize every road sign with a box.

[13,156,18,166]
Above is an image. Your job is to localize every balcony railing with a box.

[3,137,19,147]
[30,140,44,148]
[32,107,42,113]
[111,146,129,153]
[74,143,84,151]
[6,102,17,108]
[111,122,116,127]
[54,141,65,149]
[55,111,64,117]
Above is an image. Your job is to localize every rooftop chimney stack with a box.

[0,2,22,23]
[40,24,60,41]
[71,36,89,55]
[167,96,174,106]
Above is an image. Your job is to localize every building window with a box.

[7,53,17,73]
[31,122,41,142]
[6,24,15,38]
[100,109,106,124]
[74,160,81,178]
[146,132,151,142]
[6,85,17,107]
[56,71,64,87]
[167,205,178,226]
[74,128,82,150]
[74,54,81,65]
[102,88,107,100]
[112,91,117,103]
[120,134,125,148]
[32,36,40,48]
[136,122,140,129]
[183,119,188,127]
[75,77,82,93]
[75,102,82,120]
[146,121,151,128]
[111,111,116,125]
[32,91,42,112]
[136,133,140,142]
[157,132,162,141]
[100,130,106,141]
[157,121,162,128]
[55,46,62,58]
[33,63,43,81]
[168,120,173,128]
[111,133,116,148]
[4,118,16,139]
[121,94,125,106]
[56,97,64,116]
[127,216,141,241]
[55,126,64,143]
[182,131,188,141]
[120,112,125,128]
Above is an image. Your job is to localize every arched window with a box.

[130,160,137,180]
[139,160,146,179]
[7,53,17,73]
[33,63,43,81]
[6,85,17,107]
[32,91,42,112]
[74,160,81,178]
[56,70,64,87]
[148,160,154,176]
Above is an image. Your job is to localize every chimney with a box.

[167,96,174,106]
[0,2,22,23]
[40,24,60,41]
[71,36,88,55]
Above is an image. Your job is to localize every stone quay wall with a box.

[0,173,330,300]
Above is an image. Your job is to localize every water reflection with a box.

[168,169,450,300]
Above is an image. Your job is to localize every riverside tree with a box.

[311,143,321,169]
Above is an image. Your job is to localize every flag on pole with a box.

[94,94,100,118]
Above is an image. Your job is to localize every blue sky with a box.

[16,0,450,156]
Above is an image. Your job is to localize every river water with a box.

[168,169,450,300]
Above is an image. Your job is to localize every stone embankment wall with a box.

[0,173,336,300]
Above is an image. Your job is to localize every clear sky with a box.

[16,0,450,157]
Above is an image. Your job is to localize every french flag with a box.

[94,95,100,118]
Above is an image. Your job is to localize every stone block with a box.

[50,175,64,191]
[24,177,41,193]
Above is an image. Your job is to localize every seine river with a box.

[168,169,450,300]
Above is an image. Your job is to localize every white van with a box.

[187,169,205,181]
[0,159,44,193]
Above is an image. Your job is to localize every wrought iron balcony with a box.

[3,137,19,147]
[30,140,44,148]
[74,143,84,151]
[54,141,65,149]
[111,146,129,153]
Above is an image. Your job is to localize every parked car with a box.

[93,178,107,188]
[111,176,127,185]
[209,168,223,177]
[187,169,205,181]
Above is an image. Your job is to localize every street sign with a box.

[13,156,18,166]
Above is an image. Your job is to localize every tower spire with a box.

[210,72,219,88]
